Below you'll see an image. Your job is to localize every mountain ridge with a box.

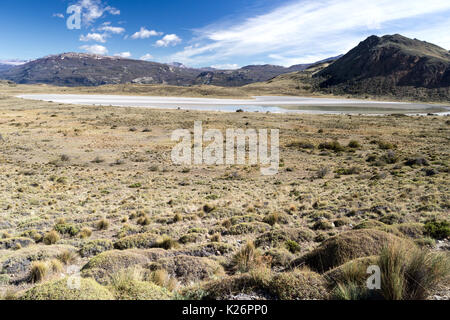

[0,52,315,87]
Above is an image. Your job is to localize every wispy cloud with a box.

[53,13,64,19]
[114,52,131,58]
[80,33,107,43]
[170,0,450,66]
[131,27,162,39]
[211,63,240,70]
[156,34,182,47]
[80,44,108,55]
[140,53,154,61]
[98,25,125,34]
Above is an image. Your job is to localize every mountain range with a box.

[0,53,313,87]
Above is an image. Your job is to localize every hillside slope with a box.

[315,34,450,100]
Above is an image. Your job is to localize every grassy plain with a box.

[0,83,449,300]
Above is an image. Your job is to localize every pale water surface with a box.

[17,94,450,115]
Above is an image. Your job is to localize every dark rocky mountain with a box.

[0,64,13,72]
[0,53,200,87]
[316,34,450,97]
[0,53,314,87]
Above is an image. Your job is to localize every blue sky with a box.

[1,0,450,68]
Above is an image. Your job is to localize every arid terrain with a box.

[0,82,449,300]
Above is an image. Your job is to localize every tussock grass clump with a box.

[210,233,221,242]
[49,259,63,273]
[230,242,265,273]
[110,273,171,300]
[348,140,361,149]
[377,141,395,150]
[79,227,92,239]
[96,219,110,231]
[329,245,449,300]
[57,250,78,265]
[378,245,449,300]
[156,236,179,250]
[29,261,48,283]
[263,212,279,226]
[150,269,177,290]
[43,230,60,245]
[136,215,151,226]
[173,213,183,223]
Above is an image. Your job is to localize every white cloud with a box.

[80,44,108,55]
[98,25,125,34]
[140,53,154,61]
[131,27,162,39]
[75,0,120,26]
[170,0,450,66]
[53,13,64,19]
[114,52,132,58]
[211,63,240,70]
[156,34,182,47]
[80,33,107,43]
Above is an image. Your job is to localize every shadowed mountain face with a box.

[0,53,312,87]
[317,34,450,89]
[0,64,13,72]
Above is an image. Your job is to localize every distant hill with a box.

[0,64,13,72]
[194,64,310,86]
[315,34,450,100]
[0,59,27,72]
[0,53,314,87]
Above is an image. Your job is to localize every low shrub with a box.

[424,220,450,240]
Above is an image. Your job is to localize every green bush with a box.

[285,240,301,253]
[54,223,80,237]
[424,220,450,240]
[319,140,345,152]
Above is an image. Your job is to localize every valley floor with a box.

[0,88,449,300]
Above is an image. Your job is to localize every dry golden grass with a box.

[0,85,448,300]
